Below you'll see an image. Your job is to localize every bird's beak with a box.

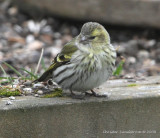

[81,36,86,41]
[79,36,88,44]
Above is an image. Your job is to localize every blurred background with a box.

[0,0,160,79]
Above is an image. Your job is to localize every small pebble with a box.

[9,96,15,100]
[124,74,135,79]
[54,32,61,39]
[122,40,138,56]
[27,51,40,63]
[23,88,33,94]
[12,85,18,88]
[27,20,41,34]
[8,7,18,16]
[34,94,39,97]
[144,39,156,49]
[23,81,32,86]
[41,25,52,33]
[33,83,45,89]
[6,101,13,105]
[26,34,35,43]
[138,50,150,62]
[27,40,44,50]
[127,57,136,64]
[37,90,43,95]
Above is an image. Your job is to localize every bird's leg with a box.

[91,89,97,96]
[90,89,108,97]
[85,90,97,96]
[85,91,94,96]
[70,90,75,95]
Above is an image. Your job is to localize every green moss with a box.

[42,88,63,98]
[127,84,138,87]
[0,87,21,97]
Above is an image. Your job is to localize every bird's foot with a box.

[85,91,94,96]
[70,91,85,100]
[85,90,108,97]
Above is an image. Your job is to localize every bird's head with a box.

[76,22,110,52]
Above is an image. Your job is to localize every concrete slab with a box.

[0,76,160,138]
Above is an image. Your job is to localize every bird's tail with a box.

[33,70,52,83]
[33,62,58,83]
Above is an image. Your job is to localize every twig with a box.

[35,48,44,75]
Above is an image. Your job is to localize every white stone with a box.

[6,101,13,105]
[23,88,33,93]
[26,35,35,44]
[9,96,15,100]
[37,90,43,95]
[27,40,44,50]
[33,83,45,89]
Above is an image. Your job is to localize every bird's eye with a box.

[89,36,96,40]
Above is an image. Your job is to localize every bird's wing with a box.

[34,37,78,82]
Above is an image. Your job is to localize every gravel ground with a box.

[0,1,160,82]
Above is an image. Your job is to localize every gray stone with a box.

[23,81,32,86]
[144,39,156,49]
[17,51,40,64]
[120,40,138,56]
[138,39,156,49]
[127,56,137,64]
[12,0,160,28]
[34,94,39,97]
[137,50,150,60]
[54,32,61,39]
[27,51,41,63]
